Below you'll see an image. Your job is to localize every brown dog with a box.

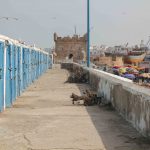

[71,90,102,106]
[70,93,92,105]
[70,93,84,104]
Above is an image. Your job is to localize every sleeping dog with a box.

[70,91,102,106]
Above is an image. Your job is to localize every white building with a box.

[90,45,107,57]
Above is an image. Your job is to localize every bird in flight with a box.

[0,17,18,21]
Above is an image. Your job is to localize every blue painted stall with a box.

[0,35,52,112]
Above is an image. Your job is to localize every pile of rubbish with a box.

[135,73,150,87]
[113,66,138,80]
[66,69,88,83]
[139,73,150,79]
[70,90,102,106]
[112,66,149,82]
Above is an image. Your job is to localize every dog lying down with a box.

[70,90,102,106]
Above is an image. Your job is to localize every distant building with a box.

[90,45,106,61]
[94,56,124,67]
[54,33,87,63]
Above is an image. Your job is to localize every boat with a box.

[124,52,146,64]
[124,45,147,64]
[105,45,148,65]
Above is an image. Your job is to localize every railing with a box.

[62,62,150,138]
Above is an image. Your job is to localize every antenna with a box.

[74,26,77,35]
[146,36,150,47]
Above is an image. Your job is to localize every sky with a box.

[0,0,150,48]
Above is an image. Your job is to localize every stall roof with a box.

[0,34,48,54]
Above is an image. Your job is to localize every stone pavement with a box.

[0,66,149,150]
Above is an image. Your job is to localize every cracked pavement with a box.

[0,65,149,150]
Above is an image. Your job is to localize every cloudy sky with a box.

[0,0,150,48]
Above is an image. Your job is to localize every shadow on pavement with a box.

[69,82,150,150]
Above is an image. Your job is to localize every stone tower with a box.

[54,33,87,63]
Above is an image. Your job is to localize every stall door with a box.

[6,45,12,107]
[15,46,19,97]
[11,45,16,102]
[22,48,26,90]
[25,49,29,86]
[17,47,21,96]
[0,42,4,111]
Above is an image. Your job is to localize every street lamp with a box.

[87,0,90,67]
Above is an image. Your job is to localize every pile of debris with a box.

[133,73,150,88]
[67,69,88,83]
[70,90,102,106]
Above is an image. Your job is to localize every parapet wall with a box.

[62,63,150,138]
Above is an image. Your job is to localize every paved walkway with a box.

[0,66,149,150]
